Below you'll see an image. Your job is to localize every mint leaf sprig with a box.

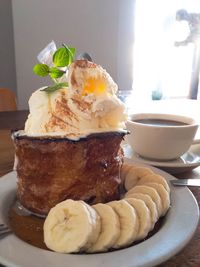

[33,43,75,93]
[41,82,69,93]
[53,44,75,67]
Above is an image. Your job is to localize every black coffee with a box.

[133,119,188,127]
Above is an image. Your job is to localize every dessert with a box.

[86,203,120,252]
[43,199,101,253]
[43,164,170,253]
[126,185,163,216]
[123,166,154,190]
[136,174,170,192]
[10,42,171,255]
[124,198,151,240]
[143,183,170,216]
[13,43,127,215]
[107,199,139,249]
[125,193,158,230]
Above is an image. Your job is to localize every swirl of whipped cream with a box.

[24,60,127,139]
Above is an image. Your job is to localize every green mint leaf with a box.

[53,47,70,67]
[33,64,49,77]
[62,44,75,64]
[40,82,68,93]
[69,47,75,57]
[53,44,75,67]
[49,67,65,78]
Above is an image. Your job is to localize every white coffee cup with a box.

[126,113,199,161]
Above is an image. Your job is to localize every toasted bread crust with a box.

[14,132,125,215]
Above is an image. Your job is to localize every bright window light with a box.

[132,0,200,101]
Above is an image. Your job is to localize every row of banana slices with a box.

[44,163,170,254]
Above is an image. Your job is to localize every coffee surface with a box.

[134,119,188,127]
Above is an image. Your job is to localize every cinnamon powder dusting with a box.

[72,94,91,112]
[45,95,79,131]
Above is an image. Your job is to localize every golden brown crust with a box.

[14,132,125,215]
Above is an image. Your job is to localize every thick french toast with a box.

[14,131,125,215]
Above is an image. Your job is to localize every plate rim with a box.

[0,164,199,267]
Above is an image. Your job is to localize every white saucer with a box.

[123,143,200,174]
[0,166,199,267]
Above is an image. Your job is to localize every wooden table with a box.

[0,109,200,267]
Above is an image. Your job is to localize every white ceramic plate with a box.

[0,163,199,267]
[124,142,200,174]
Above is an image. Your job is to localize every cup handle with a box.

[192,139,200,145]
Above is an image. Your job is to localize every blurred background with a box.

[1,0,200,110]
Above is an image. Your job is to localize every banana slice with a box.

[108,200,139,249]
[87,203,120,253]
[124,167,154,191]
[44,199,100,253]
[125,185,162,217]
[144,183,170,216]
[137,173,170,192]
[120,163,133,183]
[80,201,101,250]
[124,198,151,240]
[125,193,158,229]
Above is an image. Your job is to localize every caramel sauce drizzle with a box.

[8,199,164,252]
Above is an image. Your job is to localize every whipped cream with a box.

[24,60,127,139]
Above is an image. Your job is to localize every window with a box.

[132,0,200,101]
